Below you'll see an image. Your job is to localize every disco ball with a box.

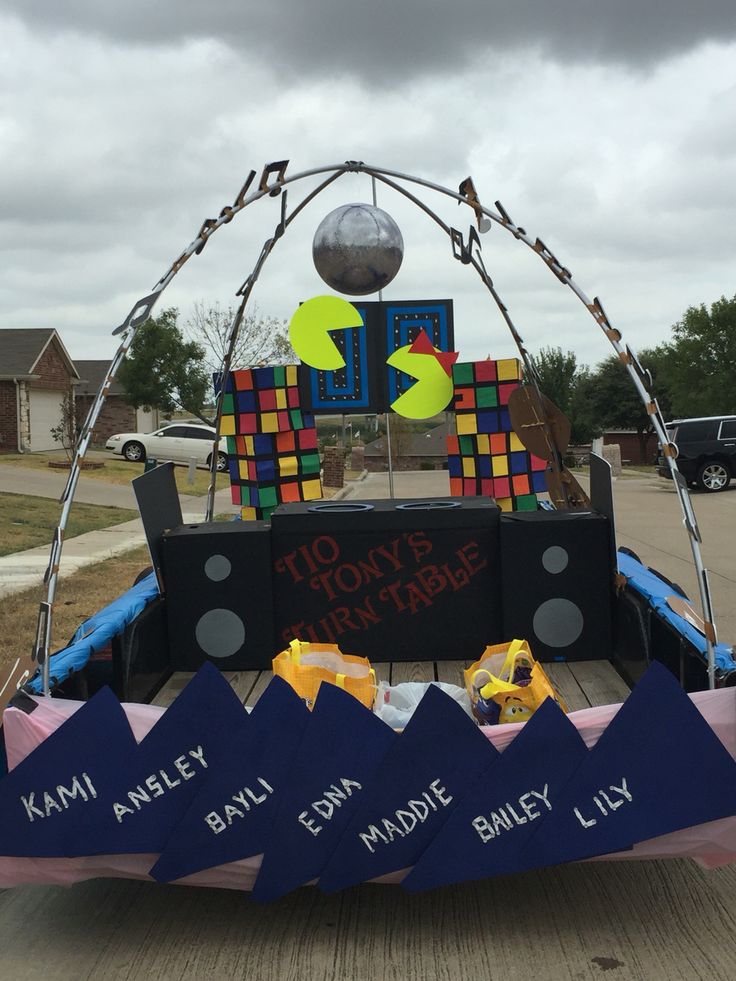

[312,203,404,295]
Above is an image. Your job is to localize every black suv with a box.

[658,416,736,492]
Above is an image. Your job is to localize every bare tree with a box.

[50,391,77,462]
[184,300,296,375]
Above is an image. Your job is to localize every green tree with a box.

[117,308,212,424]
[577,346,673,461]
[184,300,295,374]
[532,346,595,444]
[663,294,736,416]
[533,346,579,416]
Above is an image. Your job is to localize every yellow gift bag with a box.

[273,639,376,709]
[464,639,567,725]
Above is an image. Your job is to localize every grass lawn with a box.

[0,545,151,676]
[0,493,137,557]
[0,450,230,496]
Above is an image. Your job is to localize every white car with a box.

[106,424,229,471]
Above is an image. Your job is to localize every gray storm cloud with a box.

[2,0,736,79]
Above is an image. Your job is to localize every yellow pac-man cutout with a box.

[289,295,363,370]
[387,343,454,420]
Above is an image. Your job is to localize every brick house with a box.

[602,429,658,465]
[364,421,451,471]
[0,329,79,453]
[75,360,159,445]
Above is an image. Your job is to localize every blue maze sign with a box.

[299,299,455,415]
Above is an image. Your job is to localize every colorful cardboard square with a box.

[252,683,396,903]
[403,698,589,892]
[496,359,521,381]
[220,415,236,437]
[476,410,500,434]
[0,688,138,857]
[493,476,511,498]
[456,414,478,436]
[236,391,257,413]
[531,470,548,493]
[507,663,736,876]
[473,360,497,382]
[319,685,499,893]
[150,678,310,883]
[476,387,498,409]
[258,389,278,411]
[455,388,476,410]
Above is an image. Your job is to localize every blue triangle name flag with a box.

[252,682,396,903]
[150,677,310,882]
[501,662,736,876]
[72,662,251,855]
[319,684,499,893]
[402,697,589,892]
[0,687,138,856]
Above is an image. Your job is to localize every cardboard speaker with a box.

[162,522,275,670]
[271,497,502,663]
[500,511,613,662]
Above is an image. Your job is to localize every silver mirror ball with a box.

[312,203,404,295]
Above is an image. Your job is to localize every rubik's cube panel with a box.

[447,358,547,511]
[231,476,324,510]
[452,358,520,435]
[219,366,314,436]
[220,368,323,521]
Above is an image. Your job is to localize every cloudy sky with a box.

[2,1,735,372]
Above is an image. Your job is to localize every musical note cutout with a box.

[459,177,492,233]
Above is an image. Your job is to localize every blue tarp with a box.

[27,572,159,694]
[617,550,736,674]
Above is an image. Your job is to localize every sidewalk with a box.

[0,489,236,600]
[0,463,361,601]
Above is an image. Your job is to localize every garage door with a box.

[29,389,65,452]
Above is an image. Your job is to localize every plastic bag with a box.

[272,639,376,709]
[464,638,567,725]
[373,681,473,728]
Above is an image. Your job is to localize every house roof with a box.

[0,328,78,379]
[364,421,450,457]
[75,360,124,396]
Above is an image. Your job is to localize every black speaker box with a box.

[500,511,613,662]
[162,521,275,670]
[271,497,502,662]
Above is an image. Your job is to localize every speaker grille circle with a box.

[204,554,232,582]
[195,608,246,659]
[533,598,584,648]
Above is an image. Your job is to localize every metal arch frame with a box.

[34,159,718,694]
